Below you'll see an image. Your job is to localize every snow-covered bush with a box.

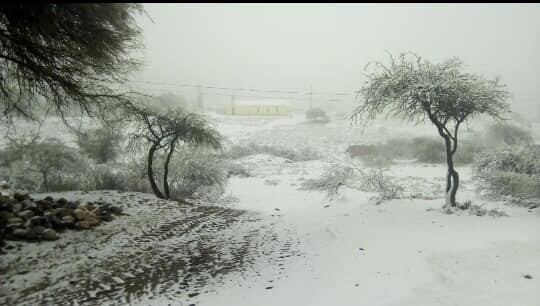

[1,137,84,192]
[225,142,320,162]
[467,203,508,217]
[76,126,124,163]
[410,137,447,163]
[347,137,484,166]
[359,168,403,204]
[345,144,393,167]
[305,107,330,123]
[84,163,131,191]
[300,165,356,200]
[474,146,540,203]
[168,150,227,201]
[485,123,533,147]
[225,161,251,178]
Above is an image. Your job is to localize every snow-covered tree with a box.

[127,103,222,200]
[352,52,510,212]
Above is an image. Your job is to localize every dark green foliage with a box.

[76,127,124,163]
[0,4,144,123]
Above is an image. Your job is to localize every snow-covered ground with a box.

[138,113,540,306]
[1,113,539,306]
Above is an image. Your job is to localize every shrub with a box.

[76,127,124,163]
[0,137,83,192]
[224,142,320,162]
[345,144,393,167]
[225,162,251,178]
[143,147,228,201]
[359,168,403,204]
[483,171,540,199]
[474,146,540,202]
[485,123,533,147]
[305,107,330,123]
[168,150,227,200]
[410,137,446,163]
[85,164,131,191]
[300,165,356,200]
[347,137,484,166]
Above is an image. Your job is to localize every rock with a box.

[45,213,63,230]
[17,210,34,220]
[12,202,23,213]
[76,221,91,230]
[61,215,75,224]
[67,201,80,210]
[31,225,47,235]
[36,199,53,211]
[44,196,54,202]
[101,213,114,222]
[13,228,28,238]
[0,195,12,207]
[13,192,30,202]
[7,217,24,225]
[86,217,100,227]
[26,216,50,228]
[42,229,58,241]
[110,206,123,214]
[90,207,101,217]
[524,274,533,279]
[73,208,90,221]
[21,199,38,212]
[0,211,15,222]
[53,207,73,217]
[56,198,68,207]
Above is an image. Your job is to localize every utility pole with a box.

[196,85,203,112]
[309,84,313,110]
[230,91,236,115]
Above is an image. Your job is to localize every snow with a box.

[135,114,540,306]
[2,113,539,306]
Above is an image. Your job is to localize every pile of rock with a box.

[0,192,124,246]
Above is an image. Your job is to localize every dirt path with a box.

[0,191,302,306]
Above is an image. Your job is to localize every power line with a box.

[128,80,355,97]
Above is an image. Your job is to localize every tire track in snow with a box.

[7,194,302,306]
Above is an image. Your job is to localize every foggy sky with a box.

[134,4,540,110]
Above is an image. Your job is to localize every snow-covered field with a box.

[1,113,539,306]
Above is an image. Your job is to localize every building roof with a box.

[233,98,291,107]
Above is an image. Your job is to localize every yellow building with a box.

[224,98,291,116]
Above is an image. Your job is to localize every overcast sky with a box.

[134,4,540,110]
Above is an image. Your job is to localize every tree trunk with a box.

[443,136,459,211]
[163,139,177,199]
[147,142,164,199]
[42,171,49,192]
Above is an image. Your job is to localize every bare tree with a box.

[352,52,510,212]
[127,104,222,200]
